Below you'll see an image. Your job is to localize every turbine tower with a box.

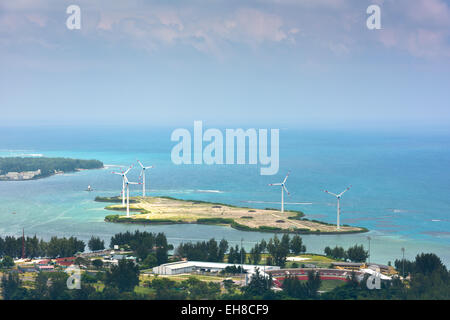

[137,160,153,197]
[112,166,133,206]
[124,175,141,217]
[269,172,290,213]
[323,185,352,230]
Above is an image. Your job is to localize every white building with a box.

[1,169,41,180]
[153,260,280,278]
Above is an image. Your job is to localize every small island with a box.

[0,157,104,181]
[98,196,368,235]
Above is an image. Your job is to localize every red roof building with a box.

[56,261,75,267]
[55,257,76,263]
[37,259,51,265]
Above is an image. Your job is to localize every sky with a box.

[1,0,450,130]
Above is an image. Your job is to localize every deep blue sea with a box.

[0,126,449,266]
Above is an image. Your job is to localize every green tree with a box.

[142,253,158,269]
[414,253,446,275]
[105,259,140,292]
[88,236,105,251]
[48,272,71,300]
[92,259,104,269]
[305,271,321,299]
[32,272,49,300]
[1,255,15,268]
[223,279,235,293]
[290,235,306,255]
[243,268,273,297]
[267,235,289,267]
[151,277,187,300]
[345,244,369,262]
[248,244,262,265]
[1,272,22,299]
[282,271,321,299]
[181,277,221,300]
[218,239,228,262]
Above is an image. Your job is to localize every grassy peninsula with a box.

[98,196,368,235]
[0,157,104,181]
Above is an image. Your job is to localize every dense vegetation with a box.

[174,234,306,268]
[175,238,229,262]
[88,237,105,251]
[236,234,306,267]
[324,244,369,262]
[1,230,448,300]
[0,157,103,178]
[282,271,322,299]
[0,235,85,259]
[322,253,450,300]
[110,230,172,267]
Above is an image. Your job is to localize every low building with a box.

[331,262,365,271]
[367,263,397,275]
[76,249,115,258]
[55,257,76,268]
[153,261,280,276]
[102,254,136,266]
[0,169,41,181]
[57,261,75,268]
[18,265,38,273]
[37,265,55,272]
[37,259,52,265]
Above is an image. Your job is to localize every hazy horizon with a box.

[1,0,450,129]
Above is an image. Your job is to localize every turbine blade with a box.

[324,190,338,197]
[137,160,144,168]
[338,185,352,197]
[283,185,290,195]
[269,183,282,186]
[282,171,290,184]
[124,166,133,175]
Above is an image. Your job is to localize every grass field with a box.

[102,196,366,234]
[285,254,339,268]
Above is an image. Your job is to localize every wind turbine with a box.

[112,166,133,206]
[323,185,352,230]
[137,160,153,197]
[124,175,141,217]
[269,172,290,213]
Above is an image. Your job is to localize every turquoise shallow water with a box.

[0,127,449,266]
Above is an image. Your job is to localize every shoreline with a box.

[97,196,369,235]
[0,157,104,181]
[0,166,105,182]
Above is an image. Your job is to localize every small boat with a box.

[86,185,93,192]
[12,212,16,214]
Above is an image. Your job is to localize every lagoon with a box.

[0,126,449,266]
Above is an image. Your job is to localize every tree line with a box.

[322,253,450,300]
[0,157,103,177]
[324,244,369,262]
[175,234,306,267]
[175,238,229,262]
[0,235,85,259]
[3,252,448,300]
[110,230,172,267]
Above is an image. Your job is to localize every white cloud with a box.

[1,0,450,60]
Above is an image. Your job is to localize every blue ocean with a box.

[0,126,449,266]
